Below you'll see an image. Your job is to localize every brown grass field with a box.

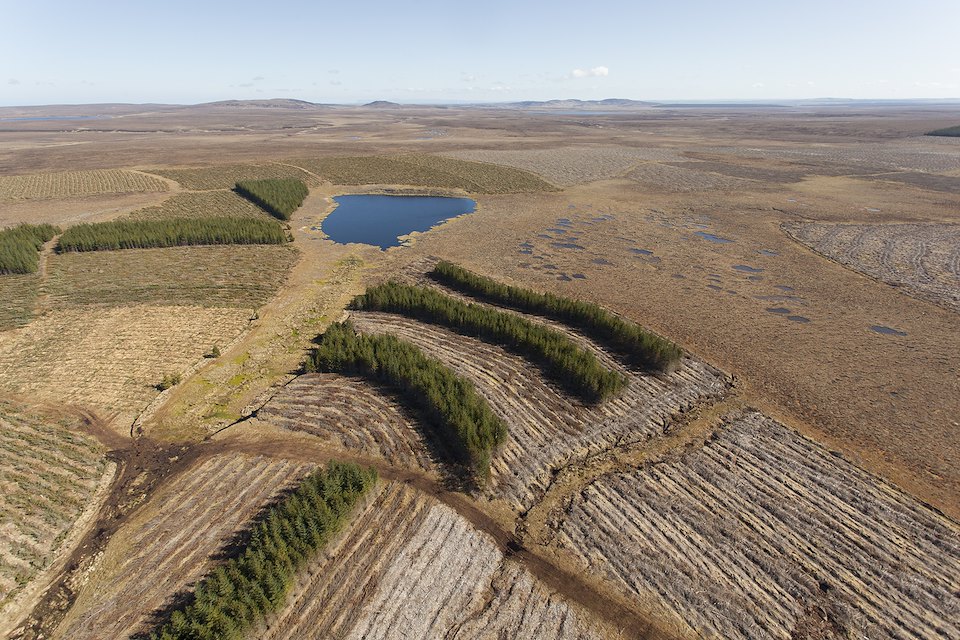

[0,101,958,639]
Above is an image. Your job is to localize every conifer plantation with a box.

[147,462,377,640]
[234,179,309,221]
[354,281,626,402]
[56,217,289,252]
[431,261,683,372]
[0,223,59,274]
[306,321,507,478]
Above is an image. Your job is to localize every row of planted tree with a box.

[353,281,626,402]
[431,260,682,372]
[0,223,59,274]
[307,321,506,479]
[234,179,309,221]
[146,462,377,640]
[0,178,308,262]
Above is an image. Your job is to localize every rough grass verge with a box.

[306,321,506,479]
[234,179,308,221]
[0,223,59,274]
[431,261,683,372]
[354,282,626,402]
[57,217,289,252]
[144,462,377,640]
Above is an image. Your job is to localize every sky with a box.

[2,0,959,106]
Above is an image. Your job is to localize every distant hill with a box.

[201,99,320,109]
[926,125,960,138]
[363,100,402,108]
[505,98,653,109]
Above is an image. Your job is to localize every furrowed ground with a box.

[259,374,434,470]
[0,306,253,428]
[0,274,40,330]
[263,481,614,640]
[442,147,686,186]
[45,245,298,308]
[127,191,269,220]
[784,222,960,313]
[350,310,728,510]
[55,454,312,640]
[554,411,960,640]
[147,164,314,191]
[0,170,168,201]
[0,401,112,636]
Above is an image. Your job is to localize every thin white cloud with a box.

[8,78,20,85]
[571,66,609,79]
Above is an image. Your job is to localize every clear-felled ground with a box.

[784,222,960,313]
[555,411,960,640]
[263,482,612,640]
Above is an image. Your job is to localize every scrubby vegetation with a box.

[57,217,288,252]
[431,261,683,372]
[146,461,377,640]
[156,372,182,391]
[235,179,309,221]
[306,321,506,478]
[354,282,626,402]
[926,125,960,137]
[0,223,60,274]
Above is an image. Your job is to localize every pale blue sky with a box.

[2,0,958,105]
